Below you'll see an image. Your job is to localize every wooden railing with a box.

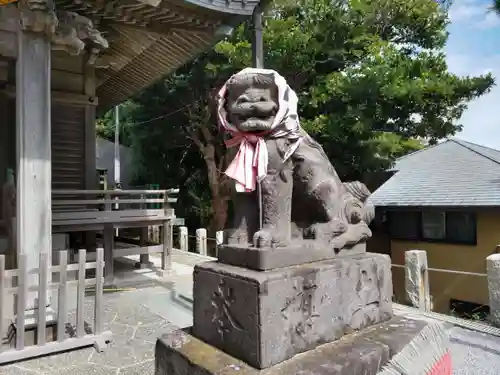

[52,189,179,283]
[0,248,111,364]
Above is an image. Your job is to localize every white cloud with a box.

[448,0,499,29]
[445,51,500,148]
[455,87,500,149]
[449,2,485,23]
[446,53,500,77]
[479,11,500,29]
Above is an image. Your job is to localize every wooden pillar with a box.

[84,57,97,190]
[16,29,52,319]
[83,56,97,252]
[0,92,7,197]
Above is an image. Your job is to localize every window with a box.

[446,212,476,244]
[421,212,446,240]
[387,210,477,245]
[388,211,419,240]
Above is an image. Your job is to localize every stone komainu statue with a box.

[217,68,374,250]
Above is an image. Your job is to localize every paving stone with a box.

[88,344,137,369]
[103,323,136,345]
[46,364,118,375]
[130,339,155,363]
[133,320,177,343]
[141,291,193,329]
[13,347,94,373]
[66,299,119,334]
[118,360,154,374]
[89,339,154,369]
[0,365,40,375]
[112,304,164,327]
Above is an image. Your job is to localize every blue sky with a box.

[447,0,500,148]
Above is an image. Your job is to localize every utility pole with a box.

[252,2,264,230]
[252,3,264,69]
[114,105,121,189]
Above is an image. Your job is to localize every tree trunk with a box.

[202,143,230,235]
[188,102,231,236]
[209,194,229,234]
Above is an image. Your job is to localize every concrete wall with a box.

[391,208,500,313]
[95,137,134,189]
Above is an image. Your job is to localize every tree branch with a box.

[198,122,213,144]
[187,127,204,152]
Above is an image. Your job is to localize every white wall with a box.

[95,137,134,189]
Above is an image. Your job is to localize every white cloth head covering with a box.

[217,68,303,192]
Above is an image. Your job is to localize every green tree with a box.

[493,0,500,15]
[99,0,494,232]
[217,0,493,178]
[96,100,136,147]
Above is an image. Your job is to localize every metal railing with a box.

[391,263,487,277]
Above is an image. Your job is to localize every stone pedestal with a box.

[155,316,449,375]
[218,242,366,270]
[193,252,393,369]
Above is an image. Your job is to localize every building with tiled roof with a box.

[370,138,500,207]
[368,138,500,314]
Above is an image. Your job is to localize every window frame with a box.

[444,211,477,245]
[387,210,421,241]
[386,209,477,246]
[421,211,446,241]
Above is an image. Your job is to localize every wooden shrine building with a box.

[0,0,260,339]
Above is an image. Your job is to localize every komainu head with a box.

[223,72,279,133]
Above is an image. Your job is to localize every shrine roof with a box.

[55,0,260,113]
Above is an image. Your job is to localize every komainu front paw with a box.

[253,229,290,248]
[304,220,348,241]
[330,222,372,250]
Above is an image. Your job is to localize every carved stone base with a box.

[156,317,451,375]
[192,252,393,369]
[218,242,366,270]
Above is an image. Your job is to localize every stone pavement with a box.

[0,284,193,375]
[451,326,500,375]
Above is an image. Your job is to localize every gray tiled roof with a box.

[368,138,500,207]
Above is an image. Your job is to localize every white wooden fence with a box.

[394,249,500,327]
[0,248,111,364]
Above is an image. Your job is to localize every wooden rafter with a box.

[56,0,221,30]
[48,0,259,111]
